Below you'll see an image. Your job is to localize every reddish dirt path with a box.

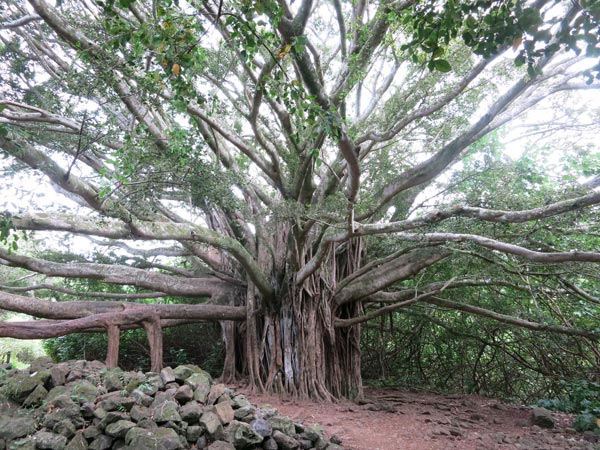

[235,386,596,449]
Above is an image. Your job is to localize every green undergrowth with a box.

[538,380,600,433]
[43,322,224,376]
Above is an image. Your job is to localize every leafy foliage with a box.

[43,322,224,376]
[539,381,600,432]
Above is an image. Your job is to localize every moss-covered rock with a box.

[0,360,344,450]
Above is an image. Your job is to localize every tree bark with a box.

[106,324,120,368]
[143,316,164,372]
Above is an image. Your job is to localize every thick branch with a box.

[355,188,600,235]
[392,232,600,264]
[334,249,450,305]
[426,296,598,339]
[10,211,273,298]
[0,249,230,297]
[0,290,245,321]
[360,62,546,219]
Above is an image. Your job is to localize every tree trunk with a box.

[224,237,365,400]
[143,316,163,372]
[105,324,120,368]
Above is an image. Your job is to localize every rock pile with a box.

[0,358,343,450]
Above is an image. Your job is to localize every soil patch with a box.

[238,386,596,449]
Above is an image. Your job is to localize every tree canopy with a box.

[1,0,600,400]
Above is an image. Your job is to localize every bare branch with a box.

[426,296,598,339]
[0,248,232,298]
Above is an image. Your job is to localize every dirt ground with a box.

[235,386,599,450]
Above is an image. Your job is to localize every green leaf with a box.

[432,59,452,72]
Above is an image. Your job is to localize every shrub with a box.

[538,380,600,432]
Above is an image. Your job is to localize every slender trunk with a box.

[143,316,163,372]
[105,324,120,368]
[220,320,237,382]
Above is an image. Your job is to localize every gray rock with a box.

[207,384,226,405]
[43,405,85,430]
[29,357,54,372]
[314,437,328,450]
[33,431,68,450]
[152,391,176,406]
[251,419,273,437]
[326,445,343,450]
[65,432,88,450]
[136,418,158,430]
[82,427,101,440]
[160,368,176,385]
[105,420,136,438]
[185,425,203,442]
[449,427,463,437]
[152,400,181,423]
[185,371,212,391]
[102,370,123,392]
[125,427,182,450]
[195,436,207,449]
[431,426,451,436]
[52,395,76,409]
[216,394,231,404]
[272,430,300,450]
[0,416,36,440]
[50,364,69,388]
[23,383,48,407]
[130,405,151,422]
[174,385,193,403]
[65,431,88,450]
[330,435,342,445]
[93,406,107,420]
[130,389,153,407]
[531,407,554,429]
[68,382,98,404]
[262,437,278,450]
[193,384,210,404]
[46,387,69,404]
[5,370,50,402]
[224,420,264,448]
[172,365,203,382]
[162,420,187,435]
[80,402,95,419]
[298,438,312,449]
[300,428,321,442]
[179,401,203,423]
[206,441,235,450]
[111,439,126,450]
[98,395,134,412]
[8,437,36,450]
[214,402,235,424]
[137,378,160,396]
[53,419,77,439]
[199,411,223,438]
[98,411,130,430]
[268,415,296,436]
[88,435,113,450]
[231,395,250,409]
[234,405,256,422]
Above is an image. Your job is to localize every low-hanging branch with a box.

[0,248,232,298]
[0,290,245,321]
[8,212,273,299]
[0,283,168,300]
[392,232,600,264]
[425,296,598,340]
